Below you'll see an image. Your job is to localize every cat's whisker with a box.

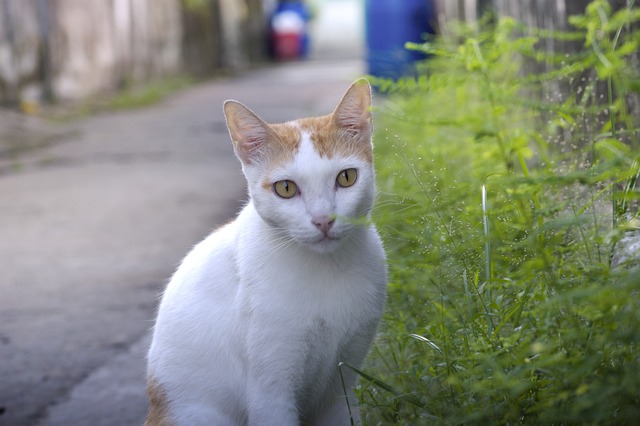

[267,237,298,258]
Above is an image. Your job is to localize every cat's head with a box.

[223,79,375,254]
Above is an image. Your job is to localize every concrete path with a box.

[0,58,365,426]
[310,0,365,60]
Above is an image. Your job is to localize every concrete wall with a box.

[0,0,41,104]
[0,0,183,104]
[53,0,183,101]
[0,0,265,105]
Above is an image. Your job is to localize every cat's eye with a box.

[273,180,298,198]
[336,168,357,188]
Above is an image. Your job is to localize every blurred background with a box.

[0,0,366,107]
[2,1,635,425]
[0,0,597,108]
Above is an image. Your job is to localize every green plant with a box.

[360,2,640,424]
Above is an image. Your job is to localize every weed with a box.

[361,2,640,424]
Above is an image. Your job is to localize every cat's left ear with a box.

[332,79,372,141]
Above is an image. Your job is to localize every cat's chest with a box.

[243,238,377,309]
[233,208,386,350]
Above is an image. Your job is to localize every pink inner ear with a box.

[334,81,372,138]
[335,105,371,139]
[339,117,366,137]
[238,133,265,163]
[225,101,271,164]
[230,120,266,164]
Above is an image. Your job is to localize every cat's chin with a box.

[304,236,344,254]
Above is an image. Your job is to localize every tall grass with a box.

[361,1,640,423]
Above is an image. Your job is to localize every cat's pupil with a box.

[274,180,298,198]
[336,168,357,188]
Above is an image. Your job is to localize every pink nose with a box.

[313,218,335,234]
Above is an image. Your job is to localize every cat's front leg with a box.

[244,324,301,425]
[246,387,299,426]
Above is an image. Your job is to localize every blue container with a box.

[365,0,435,79]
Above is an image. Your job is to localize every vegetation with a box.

[358,1,640,424]
[41,76,196,123]
[106,76,196,110]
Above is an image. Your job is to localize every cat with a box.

[145,79,387,426]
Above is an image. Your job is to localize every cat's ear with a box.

[332,79,372,140]
[224,100,271,165]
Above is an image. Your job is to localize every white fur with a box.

[147,81,386,425]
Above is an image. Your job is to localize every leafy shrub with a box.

[359,1,640,424]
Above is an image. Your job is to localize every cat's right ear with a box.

[332,79,372,142]
[223,100,270,165]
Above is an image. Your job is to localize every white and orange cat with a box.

[146,79,387,425]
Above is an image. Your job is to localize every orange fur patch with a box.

[259,122,301,190]
[267,122,302,165]
[298,115,373,163]
[145,377,175,426]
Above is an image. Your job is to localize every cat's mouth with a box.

[290,224,351,252]
[297,232,342,253]
[310,234,338,244]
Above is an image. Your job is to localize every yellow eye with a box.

[336,168,357,188]
[273,180,298,198]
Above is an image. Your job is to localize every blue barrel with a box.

[365,0,435,79]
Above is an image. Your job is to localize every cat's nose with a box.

[313,217,335,234]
